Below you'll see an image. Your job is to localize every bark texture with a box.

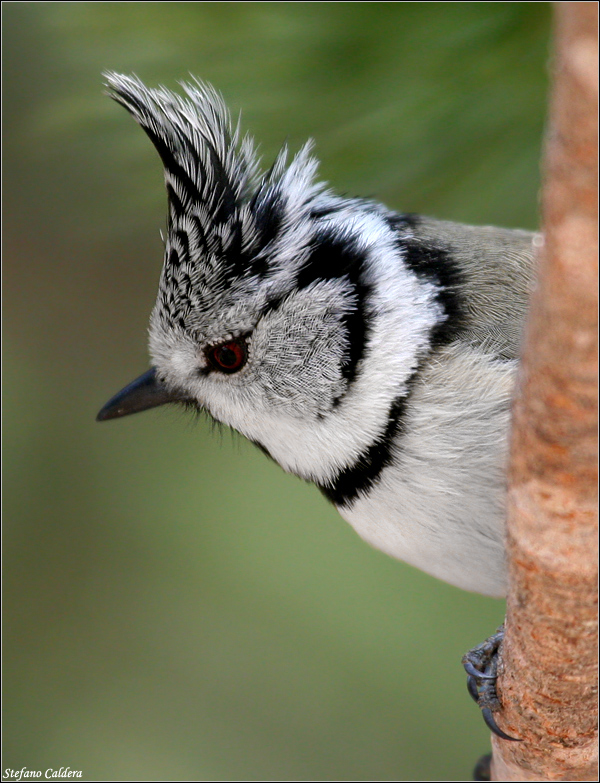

[491,3,598,781]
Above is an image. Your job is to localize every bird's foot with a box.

[462,625,520,742]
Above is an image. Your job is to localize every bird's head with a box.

[97,73,443,487]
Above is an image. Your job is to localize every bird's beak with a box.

[96,367,181,422]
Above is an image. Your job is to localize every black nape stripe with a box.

[387,214,466,349]
[296,229,371,390]
[296,228,366,289]
[386,211,420,231]
[317,394,410,508]
[319,213,467,508]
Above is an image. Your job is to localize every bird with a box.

[97,72,536,739]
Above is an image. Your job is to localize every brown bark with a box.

[491,3,598,781]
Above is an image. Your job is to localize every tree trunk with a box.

[491,2,598,780]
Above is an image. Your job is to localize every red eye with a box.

[207,339,247,374]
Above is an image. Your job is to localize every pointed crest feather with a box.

[104,72,328,329]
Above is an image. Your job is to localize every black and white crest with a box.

[105,73,328,332]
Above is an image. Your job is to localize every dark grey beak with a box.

[96,367,180,422]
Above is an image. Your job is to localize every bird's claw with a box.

[462,625,521,742]
[481,706,520,742]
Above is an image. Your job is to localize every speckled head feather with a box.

[104,72,326,332]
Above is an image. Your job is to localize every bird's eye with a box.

[206,338,248,374]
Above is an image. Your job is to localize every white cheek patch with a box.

[170,348,197,377]
[147,210,444,486]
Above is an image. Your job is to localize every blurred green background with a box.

[4,2,551,781]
